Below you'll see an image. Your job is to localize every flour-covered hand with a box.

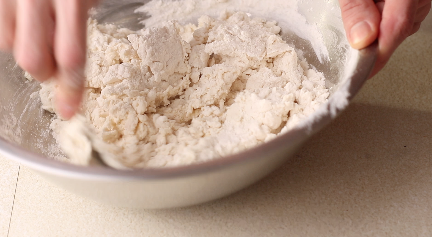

[0,0,99,119]
[339,0,431,77]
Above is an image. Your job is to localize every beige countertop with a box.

[1,14,431,237]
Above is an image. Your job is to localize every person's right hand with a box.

[0,0,99,119]
[339,0,431,77]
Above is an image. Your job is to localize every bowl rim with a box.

[0,42,378,181]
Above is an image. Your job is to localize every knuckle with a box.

[417,4,432,22]
[340,0,378,26]
[340,1,364,21]
[340,0,375,16]
[56,48,85,92]
[61,71,85,94]
[67,0,85,9]
[88,0,100,8]
[21,0,37,7]
[15,51,43,74]
[57,48,86,71]
[15,48,54,80]
[0,38,13,50]
[340,1,363,13]
[396,17,414,38]
[410,23,421,35]
[0,23,15,51]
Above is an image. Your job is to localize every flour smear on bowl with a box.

[33,2,331,168]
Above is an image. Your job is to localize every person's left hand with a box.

[339,0,431,77]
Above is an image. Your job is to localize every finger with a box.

[14,0,56,81]
[410,22,422,35]
[415,3,432,23]
[87,0,100,8]
[53,0,88,119]
[418,0,432,8]
[0,0,16,50]
[375,2,385,14]
[339,0,381,49]
[370,0,418,77]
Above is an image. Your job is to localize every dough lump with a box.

[40,12,329,168]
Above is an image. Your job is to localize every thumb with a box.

[339,0,381,49]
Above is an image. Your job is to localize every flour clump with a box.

[38,12,329,168]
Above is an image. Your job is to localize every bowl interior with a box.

[0,0,355,166]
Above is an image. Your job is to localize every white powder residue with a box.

[0,113,22,144]
[39,12,329,168]
[136,0,330,63]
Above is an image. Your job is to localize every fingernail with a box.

[350,21,372,48]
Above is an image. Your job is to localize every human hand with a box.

[0,0,99,119]
[339,0,431,77]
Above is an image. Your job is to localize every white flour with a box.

[136,0,330,62]
[0,113,22,144]
[38,11,329,168]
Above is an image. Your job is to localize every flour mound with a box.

[39,12,329,168]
